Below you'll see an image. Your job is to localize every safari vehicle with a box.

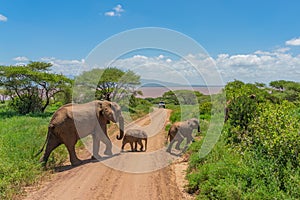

[158,101,166,108]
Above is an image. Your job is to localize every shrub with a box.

[250,101,300,168]
[9,94,43,114]
[199,101,212,116]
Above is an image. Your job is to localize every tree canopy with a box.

[0,62,72,114]
[74,67,141,102]
[162,90,204,105]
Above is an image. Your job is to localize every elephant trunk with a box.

[116,115,124,140]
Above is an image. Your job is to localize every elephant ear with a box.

[190,118,198,124]
[98,100,115,124]
[187,119,196,128]
[96,100,103,115]
[96,101,107,123]
[187,120,191,126]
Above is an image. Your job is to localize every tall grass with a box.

[187,135,300,199]
[0,106,67,199]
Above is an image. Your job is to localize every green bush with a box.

[187,137,300,199]
[249,101,300,167]
[9,94,43,114]
[187,139,246,199]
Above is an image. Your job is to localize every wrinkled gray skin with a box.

[37,100,124,166]
[121,129,148,152]
[166,118,200,153]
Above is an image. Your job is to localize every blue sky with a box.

[1,0,300,84]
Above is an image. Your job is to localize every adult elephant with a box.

[166,118,200,153]
[37,100,124,166]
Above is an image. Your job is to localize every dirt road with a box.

[24,108,191,200]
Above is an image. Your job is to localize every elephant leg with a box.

[102,134,113,156]
[40,134,62,164]
[121,140,126,152]
[175,136,184,150]
[92,134,102,159]
[134,141,138,152]
[129,141,134,151]
[186,134,194,145]
[166,140,175,153]
[138,140,144,151]
[180,133,193,152]
[60,132,81,166]
[98,120,112,156]
[65,139,82,166]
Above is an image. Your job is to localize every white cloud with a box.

[216,49,300,83]
[15,62,27,66]
[105,48,300,85]
[108,54,212,85]
[275,47,290,53]
[0,14,7,22]
[9,48,300,85]
[11,49,300,85]
[13,56,29,62]
[132,55,148,60]
[105,4,125,17]
[157,55,164,59]
[40,57,85,77]
[285,37,300,46]
[114,4,124,13]
[11,57,85,77]
[166,58,172,63]
[104,11,116,17]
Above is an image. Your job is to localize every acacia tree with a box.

[75,67,141,102]
[162,91,179,105]
[270,80,300,102]
[0,62,72,114]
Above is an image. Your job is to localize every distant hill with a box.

[140,79,224,87]
[141,79,187,87]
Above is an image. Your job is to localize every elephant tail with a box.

[34,125,52,157]
[167,129,171,143]
[167,126,177,143]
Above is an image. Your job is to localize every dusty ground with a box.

[23,108,193,200]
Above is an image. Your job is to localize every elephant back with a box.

[50,105,73,127]
[125,129,147,139]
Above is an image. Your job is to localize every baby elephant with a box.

[121,129,148,152]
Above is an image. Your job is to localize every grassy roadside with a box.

[0,110,68,199]
[166,98,300,199]
[183,104,300,198]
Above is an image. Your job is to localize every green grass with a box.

[166,104,201,123]
[186,131,300,200]
[181,103,300,199]
[0,105,68,199]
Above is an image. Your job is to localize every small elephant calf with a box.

[121,129,148,152]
